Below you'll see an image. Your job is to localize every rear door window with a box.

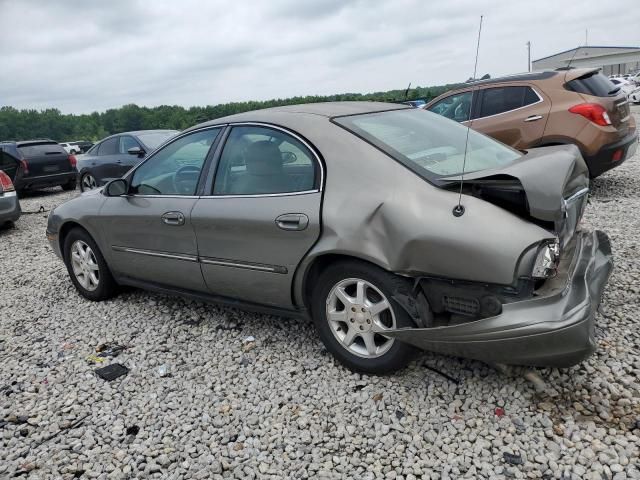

[478,86,538,118]
[99,137,119,155]
[212,126,317,195]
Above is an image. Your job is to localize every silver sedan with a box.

[46,102,613,374]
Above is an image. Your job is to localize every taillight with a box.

[568,103,612,126]
[68,154,77,168]
[0,170,15,193]
[20,159,29,175]
[612,149,623,162]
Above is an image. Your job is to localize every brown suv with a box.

[424,69,638,177]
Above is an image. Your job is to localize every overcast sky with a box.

[0,0,637,114]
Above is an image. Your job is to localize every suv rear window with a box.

[565,72,618,97]
[18,143,67,157]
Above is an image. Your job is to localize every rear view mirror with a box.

[104,179,128,197]
[128,146,145,157]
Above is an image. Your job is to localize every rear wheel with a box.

[63,228,117,301]
[80,173,97,192]
[311,261,418,374]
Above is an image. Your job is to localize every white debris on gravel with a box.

[1,109,639,479]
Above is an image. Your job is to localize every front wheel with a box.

[63,228,117,301]
[311,261,418,374]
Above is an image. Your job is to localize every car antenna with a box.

[453,14,483,218]
[404,82,412,101]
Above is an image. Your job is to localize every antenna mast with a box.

[453,15,483,217]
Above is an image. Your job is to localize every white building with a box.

[532,46,640,76]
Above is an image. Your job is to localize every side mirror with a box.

[104,179,128,197]
[127,146,145,157]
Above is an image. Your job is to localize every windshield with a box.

[334,108,520,180]
[137,131,179,150]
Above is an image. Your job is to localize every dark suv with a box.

[0,140,77,194]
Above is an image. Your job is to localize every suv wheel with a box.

[311,261,417,374]
[63,228,117,301]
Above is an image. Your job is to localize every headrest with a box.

[245,141,283,176]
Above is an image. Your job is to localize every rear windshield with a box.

[333,109,520,180]
[566,72,618,97]
[137,131,179,150]
[18,143,67,157]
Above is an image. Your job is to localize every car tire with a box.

[311,260,418,374]
[61,178,76,191]
[63,228,117,301]
[80,173,97,192]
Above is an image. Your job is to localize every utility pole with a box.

[585,29,588,46]
[526,41,531,72]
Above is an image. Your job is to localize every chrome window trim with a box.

[463,86,544,123]
[112,245,198,262]
[200,190,319,199]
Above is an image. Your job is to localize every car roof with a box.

[188,101,409,131]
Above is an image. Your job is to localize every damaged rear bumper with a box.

[385,229,613,367]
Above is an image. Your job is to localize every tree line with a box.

[0,82,465,142]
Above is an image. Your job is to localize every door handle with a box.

[524,114,543,122]
[161,211,185,226]
[275,213,309,231]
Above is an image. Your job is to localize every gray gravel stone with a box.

[0,106,639,477]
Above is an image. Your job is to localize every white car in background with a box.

[629,86,640,104]
[610,78,636,96]
[60,142,80,154]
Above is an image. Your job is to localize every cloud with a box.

[0,0,637,113]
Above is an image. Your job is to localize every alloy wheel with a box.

[81,174,97,191]
[326,278,396,358]
[70,240,100,291]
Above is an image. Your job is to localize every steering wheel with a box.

[173,165,201,195]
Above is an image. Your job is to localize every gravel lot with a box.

[1,108,639,479]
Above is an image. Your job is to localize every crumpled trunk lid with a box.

[442,145,589,248]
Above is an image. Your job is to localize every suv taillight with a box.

[0,170,15,193]
[20,159,29,175]
[68,154,77,168]
[569,103,612,126]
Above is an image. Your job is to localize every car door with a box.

[99,127,222,292]
[191,124,323,308]
[471,85,551,148]
[92,136,121,184]
[117,135,144,177]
